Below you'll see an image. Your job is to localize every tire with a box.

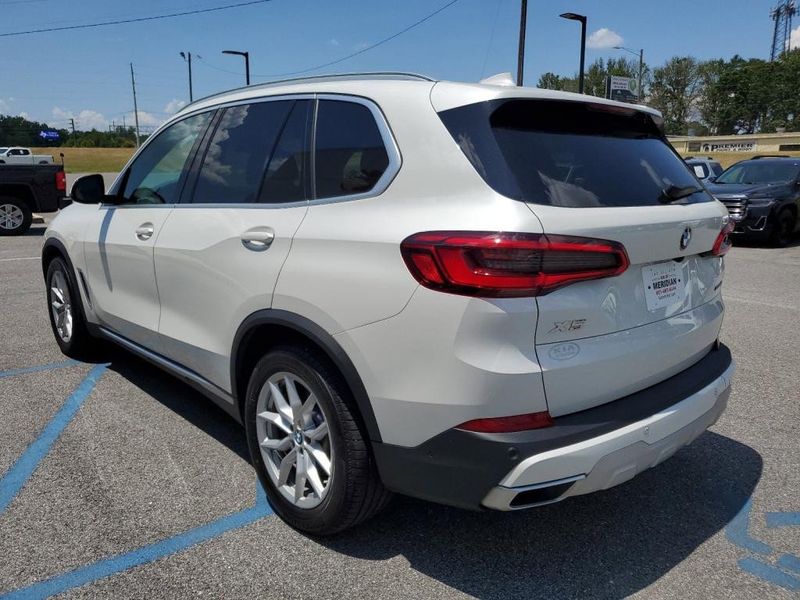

[45,257,94,359]
[244,345,391,535]
[770,209,795,248]
[0,197,32,236]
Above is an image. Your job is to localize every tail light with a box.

[457,411,554,433]
[710,221,734,256]
[55,170,66,193]
[400,231,629,298]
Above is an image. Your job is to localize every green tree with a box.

[649,57,704,134]
[537,72,562,90]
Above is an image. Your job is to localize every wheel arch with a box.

[0,184,36,212]
[231,309,382,443]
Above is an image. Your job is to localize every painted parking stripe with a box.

[0,483,273,600]
[738,558,800,592]
[0,360,79,380]
[0,257,39,263]
[725,498,772,555]
[766,512,800,529]
[778,554,800,575]
[0,364,106,514]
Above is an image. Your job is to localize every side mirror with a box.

[71,174,113,204]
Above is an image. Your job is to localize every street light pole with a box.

[614,46,645,102]
[517,0,528,86]
[180,52,193,102]
[560,12,587,94]
[222,50,251,86]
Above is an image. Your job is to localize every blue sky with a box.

[0,0,791,133]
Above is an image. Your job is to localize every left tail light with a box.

[400,231,629,298]
[55,171,66,193]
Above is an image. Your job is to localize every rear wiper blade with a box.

[659,185,702,204]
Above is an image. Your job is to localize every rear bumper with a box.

[373,343,733,511]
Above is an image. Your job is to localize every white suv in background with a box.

[43,73,735,535]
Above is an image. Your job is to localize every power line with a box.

[262,0,463,78]
[0,0,273,37]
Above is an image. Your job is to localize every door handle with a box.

[135,223,154,241]
[241,229,275,252]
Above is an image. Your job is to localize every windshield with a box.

[716,161,800,185]
[0,148,7,154]
[439,99,710,208]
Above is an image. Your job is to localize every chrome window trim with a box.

[111,92,401,208]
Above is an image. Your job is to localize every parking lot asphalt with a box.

[0,220,798,599]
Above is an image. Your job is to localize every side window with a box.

[314,100,390,200]
[193,99,310,205]
[122,112,211,205]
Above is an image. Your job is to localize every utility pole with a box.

[638,48,644,102]
[516,0,528,86]
[69,118,76,135]
[130,63,141,148]
[180,52,194,101]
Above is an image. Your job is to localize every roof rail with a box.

[181,71,436,111]
[751,154,791,159]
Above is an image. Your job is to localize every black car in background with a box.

[705,156,800,247]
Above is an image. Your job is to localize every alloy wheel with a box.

[50,270,73,343]
[0,204,24,231]
[256,372,333,509]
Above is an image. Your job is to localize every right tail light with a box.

[710,221,734,256]
[400,231,629,298]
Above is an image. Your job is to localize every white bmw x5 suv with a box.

[43,73,735,534]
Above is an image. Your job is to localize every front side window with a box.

[314,100,389,200]
[192,100,310,204]
[122,111,211,205]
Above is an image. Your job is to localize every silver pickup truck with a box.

[0,147,54,165]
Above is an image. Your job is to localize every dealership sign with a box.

[38,130,60,141]
[607,76,638,103]
[700,141,757,152]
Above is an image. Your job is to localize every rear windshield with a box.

[439,99,712,208]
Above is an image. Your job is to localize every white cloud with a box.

[329,38,340,46]
[52,107,109,131]
[17,112,29,120]
[127,111,164,128]
[587,28,624,50]
[0,98,11,113]
[791,26,800,50]
[163,99,186,115]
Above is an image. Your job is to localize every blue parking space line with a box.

[738,558,800,592]
[0,482,273,600]
[766,512,800,529]
[0,360,78,380]
[777,554,800,575]
[0,364,106,514]
[725,498,773,555]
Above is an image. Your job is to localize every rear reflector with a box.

[710,221,734,256]
[457,411,554,433]
[55,170,66,193]
[400,231,629,297]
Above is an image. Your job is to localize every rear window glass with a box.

[314,100,389,199]
[439,99,712,208]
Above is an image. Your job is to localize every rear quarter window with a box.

[439,99,712,208]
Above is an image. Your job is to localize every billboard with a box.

[607,76,638,103]
[38,130,60,142]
